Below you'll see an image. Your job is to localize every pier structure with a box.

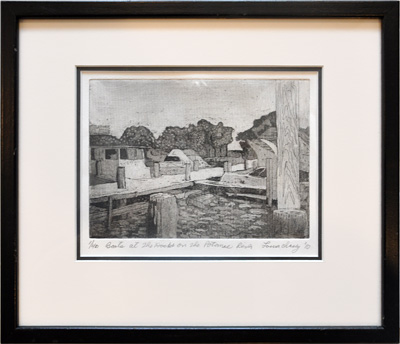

[274,80,308,238]
[90,167,223,237]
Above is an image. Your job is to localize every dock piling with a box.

[274,80,307,236]
[107,196,113,231]
[95,161,102,176]
[223,162,232,172]
[266,158,272,206]
[117,166,126,189]
[153,162,160,178]
[185,162,191,181]
[149,193,178,238]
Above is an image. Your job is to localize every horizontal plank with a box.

[90,182,194,203]
[90,202,149,221]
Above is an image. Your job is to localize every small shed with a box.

[90,145,150,182]
[168,149,209,168]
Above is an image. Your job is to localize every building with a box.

[90,145,151,184]
[159,149,209,175]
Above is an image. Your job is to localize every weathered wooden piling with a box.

[273,209,308,238]
[223,161,232,172]
[117,166,126,189]
[274,80,308,237]
[185,162,191,181]
[266,158,272,206]
[107,196,113,231]
[149,193,178,238]
[95,161,102,176]
[153,162,160,178]
[193,160,200,171]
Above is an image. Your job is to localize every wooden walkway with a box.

[194,180,266,195]
[90,181,195,231]
[90,181,194,204]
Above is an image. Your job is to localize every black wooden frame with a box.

[1,1,398,343]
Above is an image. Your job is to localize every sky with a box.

[89,79,310,150]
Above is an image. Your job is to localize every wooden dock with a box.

[90,181,194,204]
[90,181,195,232]
[194,180,267,195]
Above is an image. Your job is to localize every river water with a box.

[89,187,275,239]
[176,192,273,238]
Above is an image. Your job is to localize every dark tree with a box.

[157,126,190,152]
[236,111,277,144]
[236,111,310,172]
[210,122,234,157]
[90,134,121,146]
[120,126,157,148]
[157,120,234,158]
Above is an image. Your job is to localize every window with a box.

[105,149,118,160]
[164,156,180,162]
[120,148,128,160]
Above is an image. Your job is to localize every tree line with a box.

[91,119,234,158]
[90,111,309,160]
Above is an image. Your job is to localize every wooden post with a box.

[117,166,126,189]
[223,162,228,172]
[227,162,232,172]
[276,80,301,209]
[149,193,178,238]
[266,158,272,206]
[153,162,160,178]
[185,162,191,181]
[274,80,307,237]
[193,160,200,171]
[272,157,278,202]
[273,209,309,238]
[107,196,113,231]
[95,161,102,176]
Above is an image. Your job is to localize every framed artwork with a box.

[2,1,398,343]
[78,67,321,260]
